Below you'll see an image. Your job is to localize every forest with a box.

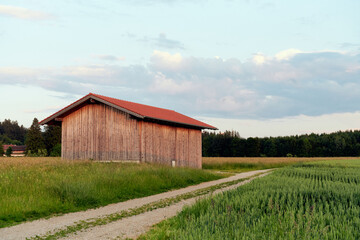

[202,130,360,157]
[0,119,27,145]
[0,119,61,156]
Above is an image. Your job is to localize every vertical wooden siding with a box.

[62,103,202,168]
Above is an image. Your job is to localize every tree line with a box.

[202,130,360,157]
[0,118,61,157]
[2,117,360,158]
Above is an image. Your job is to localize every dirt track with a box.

[0,169,272,240]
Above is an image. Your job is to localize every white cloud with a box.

[149,72,193,94]
[0,5,53,20]
[150,50,183,71]
[0,49,359,120]
[275,48,302,60]
[252,53,266,65]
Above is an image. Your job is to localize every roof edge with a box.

[40,94,145,125]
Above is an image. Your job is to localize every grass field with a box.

[0,157,222,228]
[202,157,360,172]
[142,159,360,239]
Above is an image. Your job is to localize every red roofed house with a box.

[40,93,216,168]
[2,145,26,157]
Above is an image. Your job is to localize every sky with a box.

[0,0,359,138]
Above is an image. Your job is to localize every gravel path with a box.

[66,171,272,240]
[0,169,272,240]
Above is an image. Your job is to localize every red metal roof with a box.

[40,93,217,130]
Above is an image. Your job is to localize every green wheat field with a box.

[141,159,360,239]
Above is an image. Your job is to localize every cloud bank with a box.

[0,49,359,119]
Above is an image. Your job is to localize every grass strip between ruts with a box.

[28,172,269,240]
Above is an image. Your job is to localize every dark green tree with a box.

[5,146,12,157]
[0,123,4,135]
[43,125,61,156]
[297,138,311,157]
[231,137,246,157]
[0,142,4,156]
[50,143,61,157]
[263,138,277,157]
[1,119,27,144]
[246,137,260,157]
[25,118,45,155]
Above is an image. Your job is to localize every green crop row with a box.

[141,160,360,239]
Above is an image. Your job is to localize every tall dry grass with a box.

[202,157,360,172]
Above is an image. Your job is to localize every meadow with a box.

[0,157,222,228]
[142,159,360,239]
[202,156,360,172]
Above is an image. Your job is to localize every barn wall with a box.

[62,103,140,161]
[140,122,202,168]
[61,103,202,168]
[143,122,176,165]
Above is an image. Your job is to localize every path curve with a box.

[0,169,272,240]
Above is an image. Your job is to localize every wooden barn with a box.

[40,93,217,168]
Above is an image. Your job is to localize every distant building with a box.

[40,93,217,168]
[3,145,26,157]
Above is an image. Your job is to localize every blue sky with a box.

[0,0,359,137]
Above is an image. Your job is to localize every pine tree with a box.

[25,118,45,155]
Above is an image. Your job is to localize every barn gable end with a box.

[40,93,216,168]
